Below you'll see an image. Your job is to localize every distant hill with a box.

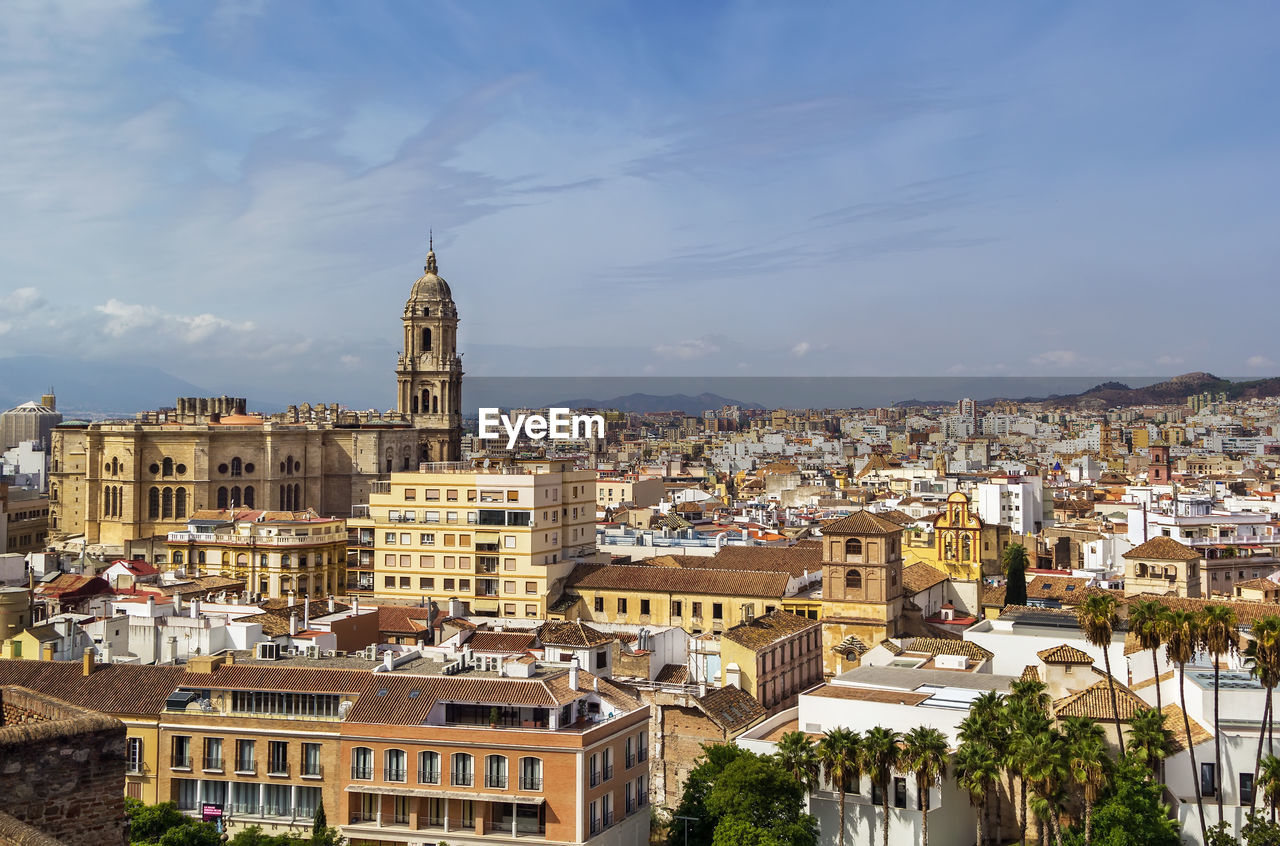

[0,355,210,417]
[986,372,1280,409]
[554,392,765,414]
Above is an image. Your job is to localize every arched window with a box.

[418,751,441,784]
[161,487,174,519]
[411,394,419,414]
[197,550,206,564]
[961,533,972,562]
[519,756,543,791]
[231,486,241,508]
[432,395,439,414]
[845,569,862,590]
[384,749,407,782]
[230,457,242,477]
[217,487,228,510]
[422,327,432,351]
[173,551,183,565]
[279,486,286,511]
[451,752,473,786]
[244,486,255,508]
[236,553,248,567]
[162,457,174,477]
[844,538,863,557]
[103,490,111,518]
[111,457,119,475]
[113,486,121,517]
[485,754,508,789]
[351,747,373,780]
[281,554,291,568]
[175,487,187,519]
[148,487,160,519]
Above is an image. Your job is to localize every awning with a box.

[344,785,545,805]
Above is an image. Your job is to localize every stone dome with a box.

[409,250,453,302]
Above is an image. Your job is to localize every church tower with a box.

[396,240,463,462]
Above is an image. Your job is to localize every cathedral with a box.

[396,240,464,463]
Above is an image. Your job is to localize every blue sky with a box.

[2,1,1279,408]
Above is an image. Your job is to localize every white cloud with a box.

[791,341,811,358]
[94,299,254,342]
[654,338,721,360]
[1154,354,1184,367]
[1246,355,1277,369]
[1030,350,1081,368]
[2,286,44,314]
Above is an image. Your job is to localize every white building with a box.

[975,476,1045,534]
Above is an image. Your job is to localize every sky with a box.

[2,1,1279,409]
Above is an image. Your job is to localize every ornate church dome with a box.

[409,248,453,302]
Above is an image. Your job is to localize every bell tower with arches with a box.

[396,238,463,462]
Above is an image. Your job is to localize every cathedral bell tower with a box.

[396,239,463,462]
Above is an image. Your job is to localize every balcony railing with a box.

[301,764,324,778]
[625,754,636,769]
[126,761,146,775]
[520,776,543,791]
[452,771,473,787]
[171,754,192,770]
[268,762,290,777]
[603,764,614,781]
[602,810,615,828]
[485,774,507,789]
[234,761,257,775]
[352,765,373,780]
[202,757,224,772]
[590,770,600,788]
[384,767,407,783]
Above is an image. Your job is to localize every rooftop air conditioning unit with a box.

[324,650,337,658]
[305,645,320,659]
[255,642,279,661]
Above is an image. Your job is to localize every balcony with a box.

[602,810,615,828]
[352,765,373,780]
[202,757,224,772]
[590,770,600,788]
[126,761,147,775]
[626,754,636,769]
[520,776,543,791]
[171,754,192,770]
[235,761,257,775]
[602,764,614,781]
[301,764,324,779]
[452,771,473,787]
[268,762,290,777]
[486,774,508,789]
[384,767,407,783]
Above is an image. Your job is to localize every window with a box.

[590,753,600,787]
[296,785,320,819]
[385,748,407,782]
[126,737,144,774]
[617,598,628,613]
[1242,772,1256,805]
[596,650,607,669]
[692,602,702,618]
[268,740,289,775]
[352,747,374,780]
[385,532,397,544]
[1201,762,1216,797]
[203,737,223,771]
[384,576,395,588]
[174,778,198,810]
[712,603,723,619]
[845,569,862,590]
[420,577,434,590]
[235,739,255,773]
[486,754,508,789]
[640,599,651,616]
[302,742,322,777]
[420,533,435,545]
[520,756,543,791]
[672,600,683,617]
[894,776,908,809]
[172,735,191,769]
[638,730,648,761]
[263,783,292,817]
[845,538,863,556]
[594,596,604,613]
[452,752,474,786]
[526,580,538,594]
[419,751,441,784]
[603,747,614,780]
[590,800,600,835]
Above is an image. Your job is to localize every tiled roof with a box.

[467,632,537,653]
[34,574,110,598]
[900,637,993,661]
[343,672,585,725]
[902,563,949,594]
[878,510,916,526]
[654,664,690,684]
[878,639,903,656]
[721,611,818,651]
[833,634,869,657]
[548,592,581,613]
[1162,703,1213,752]
[1052,678,1148,721]
[1123,537,1200,561]
[536,621,613,648]
[1037,644,1095,665]
[184,664,371,693]
[1123,594,1280,627]
[375,605,437,635]
[821,511,903,536]
[1021,665,1041,682]
[695,685,767,734]
[0,660,185,715]
[565,563,791,599]
[700,545,824,578]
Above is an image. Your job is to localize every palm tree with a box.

[777,730,821,792]
[1200,604,1239,823]
[861,727,901,846]
[1007,678,1050,846]
[1062,716,1109,846]
[1078,593,1124,743]
[1129,599,1170,715]
[959,692,1008,841]
[1246,616,1280,814]
[1166,608,1209,844]
[902,727,949,846]
[955,741,999,846]
[1022,728,1068,846]
[1261,753,1280,823]
[1126,707,1174,780]
[817,727,861,846]
[1003,543,1030,606]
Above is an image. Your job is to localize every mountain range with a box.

[554,392,765,414]
[982,372,1280,409]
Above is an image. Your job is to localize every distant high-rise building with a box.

[0,391,61,451]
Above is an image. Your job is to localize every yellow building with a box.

[719,610,823,712]
[1123,536,1203,598]
[818,511,905,676]
[903,491,1012,582]
[359,458,598,617]
[166,508,348,598]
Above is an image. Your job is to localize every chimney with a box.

[698,681,707,697]
[289,613,299,636]
[82,650,95,676]
[569,658,580,691]
[328,597,335,613]
[190,599,200,619]
[174,593,183,614]
[352,597,360,615]
[383,651,394,671]
[146,595,156,616]
[303,597,310,629]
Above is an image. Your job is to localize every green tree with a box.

[1201,603,1240,823]
[776,730,821,792]
[816,727,861,846]
[1062,716,1109,846]
[1247,617,1280,815]
[902,727,949,846]
[670,744,753,845]
[959,692,1009,842]
[1128,599,1170,726]
[1008,679,1051,845]
[1165,608,1209,844]
[1262,754,1280,824]
[1066,757,1179,846]
[1125,707,1174,780]
[860,727,901,846]
[125,799,189,844]
[672,744,816,846]
[1003,543,1030,607]
[1022,729,1068,846]
[955,741,999,846]
[1077,593,1124,744]
[1240,811,1280,846]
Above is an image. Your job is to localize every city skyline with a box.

[3,2,1280,409]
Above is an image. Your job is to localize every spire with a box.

[425,230,437,274]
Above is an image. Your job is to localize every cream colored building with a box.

[166,509,348,598]
[358,458,599,617]
[1122,536,1203,598]
[596,476,665,509]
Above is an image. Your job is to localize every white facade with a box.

[975,477,1044,534]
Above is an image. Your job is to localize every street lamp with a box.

[674,814,697,846]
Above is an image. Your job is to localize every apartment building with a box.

[167,509,348,599]
[595,476,665,509]
[353,458,598,617]
[719,610,823,712]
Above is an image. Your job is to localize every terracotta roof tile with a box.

[466,632,537,653]
[1021,665,1041,683]
[1052,678,1148,721]
[821,511,904,536]
[536,621,614,648]
[695,685,767,734]
[902,563,949,594]
[1123,537,1200,562]
[1037,644,1095,665]
[654,664,689,684]
[900,637,993,661]
[721,610,819,651]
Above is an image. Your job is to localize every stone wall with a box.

[0,687,126,846]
